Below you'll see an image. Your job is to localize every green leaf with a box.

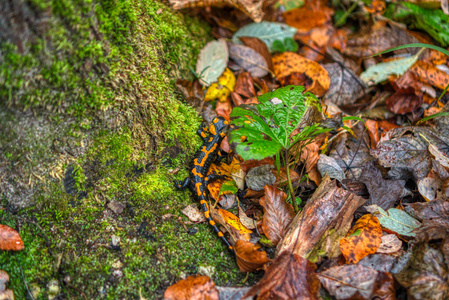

[417,111,449,124]
[219,180,239,196]
[375,206,421,237]
[230,85,323,161]
[272,39,286,53]
[196,39,228,86]
[360,49,423,86]
[232,22,298,52]
[284,38,299,52]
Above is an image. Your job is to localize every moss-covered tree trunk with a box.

[0,1,244,298]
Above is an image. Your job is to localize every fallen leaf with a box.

[238,206,256,230]
[259,185,295,246]
[244,252,320,299]
[196,39,229,87]
[181,204,207,223]
[0,224,24,251]
[169,0,264,22]
[339,214,382,264]
[239,37,274,71]
[272,52,330,96]
[377,234,402,254]
[405,200,449,242]
[323,63,366,106]
[204,68,236,102]
[417,176,440,201]
[317,154,346,182]
[234,71,257,99]
[386,88,424,115]
[228,43,270,77]
[365,119,380,149]
[358,253,399,273]
[209,205,252,243]
[215,98,233,119]
[395,242,449,300]
[163,275,219,300]
[283,6,333,33]
[276,176,366,258]
[245,164,276,191]
[0,270,14,300]
[372,206,421,237]
[234,240,272,272]
[318,264,395,300]
[359,162,409,210]
[298,137,323,185]
[371,127,449,180]
[429,143,449,169]
[215,286,252,299]
[232,22,297,52]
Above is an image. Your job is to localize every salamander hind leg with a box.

[174,177,191,190]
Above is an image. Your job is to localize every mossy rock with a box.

[0,0,258,298]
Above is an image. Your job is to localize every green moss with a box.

[0,0,256,298]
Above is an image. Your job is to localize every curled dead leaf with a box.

[163,275,219,300]
[0,224,24,251]
[234,240,272,272]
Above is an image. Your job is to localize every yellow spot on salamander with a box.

[209,220,216,226]
[203,191,206,196]
[213,118,219,123]
[229,246,233,250]
[209,124,217,136]
[195,182,202,196]
[205,177,209,181]
[224,120,229,125]
[201,132,207,138]
[204,211,210,219]
[220,132,226,137]
[192,168,203,178]
[218,232,224,237]
[208,137,213,142]
[200,200,207,205]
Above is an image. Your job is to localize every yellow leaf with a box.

[204,68,236,102]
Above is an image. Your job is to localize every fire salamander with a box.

[174,116,234,253]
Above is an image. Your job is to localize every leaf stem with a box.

[285,149,298,213]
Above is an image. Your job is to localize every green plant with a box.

[272,37,299,53]
[229,85,331,212]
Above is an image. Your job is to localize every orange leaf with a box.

[0,224,24,251]
[209,205,252,243]
[260,185,295,246]
[283,6,332,33]
[339,214,382,264]
[207,158,240,200]
[410,60,449,90]
[163,275,219,300]
[272,52,330,96]
[365,120,380,149]
[234,240,272,272]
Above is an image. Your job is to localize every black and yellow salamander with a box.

[174,116,234,253]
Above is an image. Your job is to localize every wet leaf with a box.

[228,43,269,78]
[323,63,366,106]
[339,214,382,264]
[318,264,395,300]
[204,68,236,102]
[244,252,320,299]
[429,143,449,169]
[317,154,346,182]
[277,176,366,258]
[232,22,297,52]
[283,5,333,33]
[272,52,330,96]
[377,234,402,254]
[0,224,24,251]
[234,240,272,272]
[169,0,264,22]
[260,185,295,246]
[164,275,219,300]
[386,88,424,115]
[298,137,324,185]
[196,39,229,87]
[359,162,409,210]
[245,164,276,191]
[417,176,440,201]
[372,206,421,237]
[395,242,449,300]
[239,37,274,72]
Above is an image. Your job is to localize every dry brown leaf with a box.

[276,176,366,258]
[238,206,256,230]
[234,71,256,99]
[234,240,272,272]
[365,119,380,149]
[181,204,207,223]
[244,252,320,299]
[339,214,383,264]
[209,205,252,243]
[0,224,24,251]
[272,52,330,96]
[169,0,264,22]
[318,264,395,300]
[163,275,219,300]
[260,185,295,246]
[377,233,402,254]
[386,88,423,115]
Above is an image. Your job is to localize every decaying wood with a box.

[276,175,366,259]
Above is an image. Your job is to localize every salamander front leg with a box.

[174,177,191,190]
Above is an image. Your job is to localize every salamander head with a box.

[209,116,229,136]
